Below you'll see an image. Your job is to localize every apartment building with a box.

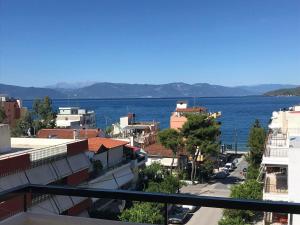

[262,105,300,225]
[0,95,27,128]
[56,107,96,129]
[170,100,221,130]
[0,124,91,219]
[0,125,147,221]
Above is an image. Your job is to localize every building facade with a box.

[262,105,300,225]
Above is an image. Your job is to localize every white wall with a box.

[288,147,300,225]
[0,124,11,153]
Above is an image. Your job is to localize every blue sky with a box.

[0,0,299,87]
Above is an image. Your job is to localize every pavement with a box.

[180,157,248,225]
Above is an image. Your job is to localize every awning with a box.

[29,198,59,215]
[52,195,74,213]
[67,153,91,173]
[114,166,134,187]
[25,164,58,185]
[71,196,88,205]
[87,174,118,203]
[0,172,29,191]
[51,158,72,178]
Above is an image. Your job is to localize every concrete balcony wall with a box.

[0,212,153,225]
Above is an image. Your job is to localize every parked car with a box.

[225,163,234,171]
[215,170,229,179]
[168,206,189,224]
[181,204,197,213]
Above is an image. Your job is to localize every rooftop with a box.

[0,138,77,161]
[37,129,103,139]
[175,107,206,113]
[88,138,129,152]
[144,143,187,158]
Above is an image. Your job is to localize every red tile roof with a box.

[176,107,206,113]
[144,143,187,157]
[37,128,103,139]
[88,138,129,152]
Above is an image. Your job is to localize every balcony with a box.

[262,147,289,165]
[1,184,300,225]
[264,173,288,201]
[265,212,288,225]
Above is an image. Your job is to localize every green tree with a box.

[158,128,183,173]
[181,114,220,182]
[32,96,56,130]
[11,111,33,137]
[247,119,266,167]
[0,105,6,123]
[219,179,263,225]
[119,202,164,224]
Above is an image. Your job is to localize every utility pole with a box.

[234,128,238,156]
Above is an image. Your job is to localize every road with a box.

[180,157,248,225]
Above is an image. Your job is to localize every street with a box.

[180,157,248,225]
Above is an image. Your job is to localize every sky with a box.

[0,0,299,87]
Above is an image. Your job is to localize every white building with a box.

[262,105,300,225]
[56,107,96,129]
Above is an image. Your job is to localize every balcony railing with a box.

[264,147,289,158]
[264,174,288,194]
[1,184,300,225]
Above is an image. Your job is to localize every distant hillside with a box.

[236,84,299,94]
[0,83,66,99]
[70,82,254,98]
[264,86,300,96]
[1,82,298,99]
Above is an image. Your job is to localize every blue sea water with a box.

[23,96,300,151]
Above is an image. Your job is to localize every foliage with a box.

[32,96,56,130]
[121,164,184,224]
[146,175,183,194]
[246,119,266,167]
[119,202,164,224]
[181,114,220,156]
[181,114,220,181]
[141,162,164,182]
[11,111,33,137]
[265,86,300,96]
[158,128,183,172]
[105,125,113,137]
[11,96,56,137]
[0,105,6,123]
[219,216,246,225]
[246,164,260,180]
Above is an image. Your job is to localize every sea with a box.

[23,96,300,151]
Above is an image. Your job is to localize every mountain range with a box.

[0,82,298,99]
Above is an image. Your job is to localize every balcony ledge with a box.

[0,212,153,225]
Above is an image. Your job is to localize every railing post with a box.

[23,193,27,212]
[164,203,168,225]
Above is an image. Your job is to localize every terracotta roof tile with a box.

[88,138,129,152]
[144,143,187,157]
[37,128,103,139]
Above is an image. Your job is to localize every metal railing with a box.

[264,147,289,158]
[1,184,300,225]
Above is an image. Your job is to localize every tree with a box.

[247,119,266,167]
[158,128,183,173]
[0,105,6,123]
[219,177,263,225]
[32,96,56,130]
[11,111,33,137]
[119,202,164,224]
[181,114,220,182]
